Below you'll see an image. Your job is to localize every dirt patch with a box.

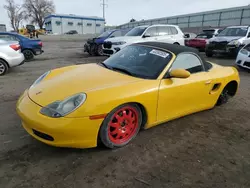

[0,40,250,188]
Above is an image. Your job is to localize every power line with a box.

[100,0,108,21]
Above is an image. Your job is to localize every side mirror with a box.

[184,34,190,38]
[214,34,218,37]
[142,34,151,38]
[169,69,191,79]
[247,33,250,38]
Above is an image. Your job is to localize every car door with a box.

[156,26,173,43]
[142,26,159,42]
[157,53,213,122]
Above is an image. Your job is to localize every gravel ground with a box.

[0,38,250,188]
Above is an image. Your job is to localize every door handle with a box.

[205,80,212,85]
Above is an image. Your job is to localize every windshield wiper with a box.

[111,67,134,76]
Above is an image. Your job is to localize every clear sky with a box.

[1,0,250,30]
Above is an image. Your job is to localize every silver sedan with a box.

[0,40,25,76]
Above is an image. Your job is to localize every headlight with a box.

[240,49,248,55]
[31,71,50,87]
[112,41,126,45]
[40,93,87,118]
[228,40,241,47]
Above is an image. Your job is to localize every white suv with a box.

[103,24,185,55]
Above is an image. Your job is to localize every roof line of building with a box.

[119,5,250,26]
[45,14,105,22]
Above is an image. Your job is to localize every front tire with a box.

[99,104,142,149]
[89,44,96,56]
[96,44,103,56]
[205,50,213,57]
[23,49,34,61]
[0,59,9,76]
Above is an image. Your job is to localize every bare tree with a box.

[23,0,55,29]
[4,0,24,31]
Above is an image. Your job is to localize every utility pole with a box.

[101,0,108,21]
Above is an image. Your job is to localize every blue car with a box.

[84,29,130,56]
[0,32,44,61]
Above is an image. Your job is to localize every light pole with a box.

[101,0,108,24]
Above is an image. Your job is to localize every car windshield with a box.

[196,33,213,39]
[100,45,172,79]
[218,27,248,37]
[125,27,148,36]
[202,29,215,35]
[98,31,112,38]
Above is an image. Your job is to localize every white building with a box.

[44,14,105,34]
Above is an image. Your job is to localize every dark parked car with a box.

[65,30,78,35]
[205,26,250,57]
[84,29,130,56]
[0,32,43,61]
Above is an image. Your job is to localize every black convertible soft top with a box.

[135,42,212,71]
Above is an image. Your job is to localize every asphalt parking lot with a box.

[0,37,250,188]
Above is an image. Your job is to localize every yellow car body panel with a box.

[16,51,240,149]
[17,90,103,148]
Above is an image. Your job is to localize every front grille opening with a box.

[236,60,242,64]
[32,129,54,141]
[103,42,112,49]
[243,61,250,67]
[103,49,114,55]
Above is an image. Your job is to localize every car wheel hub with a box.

[108,107,139,145]
[0,63,6,74]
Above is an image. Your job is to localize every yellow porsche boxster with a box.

[16,42,240,149]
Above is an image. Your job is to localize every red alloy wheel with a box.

[108,106,139,145]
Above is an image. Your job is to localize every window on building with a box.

[45,21,51,26]
[68,22,74,25]
[78,22,83,26]
[96,24,101,27]
[55,21,61,25]
[87,23,92,26]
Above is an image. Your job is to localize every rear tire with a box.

[0,59,9,76]
[23,49,34,61]
[99,104,142,149]
[217,87,230,106]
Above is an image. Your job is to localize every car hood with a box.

[94,37,106,43]
[209,36,243,42]
[105,36,141,43]
[28,63,141,106]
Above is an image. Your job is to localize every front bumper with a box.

[102,42,126,56]
[206,43,242,56]
[236,52,250,70]
[16,90,103,148]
